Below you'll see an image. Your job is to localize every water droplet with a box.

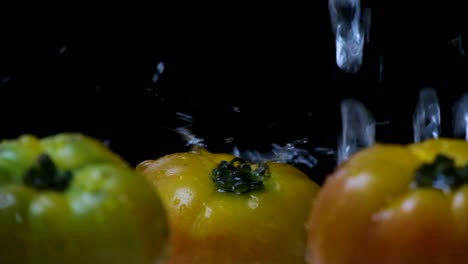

[378,55,384,83]
[145,87,163,99]
[338,99,375,163]
[0,193,15,209]
[453,93,468,140]
[313,147,335,155]
[413,87,441,143]
[376,120,390,125]
[2,76,12,84]
[449,34,465,57]
[156,62,165,73]
[103,140,111,147]
[152,62,166,83]
[363,8,371,43]
[172,187,193,210]
[58,46,67,55]
[15,213,23,223]
[176,112,193,124]
[204,206,213,217]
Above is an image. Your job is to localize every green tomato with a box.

[0,133,168,264]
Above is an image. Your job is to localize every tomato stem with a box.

[23,154,72,191]
[211,158,270,194]
[413,154,468,192]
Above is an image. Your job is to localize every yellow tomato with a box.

[138,148,320,264]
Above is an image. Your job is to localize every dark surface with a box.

[0,5,467,184]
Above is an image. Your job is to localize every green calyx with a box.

[211,157,271,194]
[413,154,468,192]
[23,154,72,192]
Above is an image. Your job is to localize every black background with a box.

[0,4,467,184]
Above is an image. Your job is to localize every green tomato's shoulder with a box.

[0,133,129,186]
[0,135,43,184]
[0,134,43,159]
[40,133,128,170]
[70,163,141,193]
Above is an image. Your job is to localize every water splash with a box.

[171,112,205,148]
[233,147,271,163]
[338,99,375,163]
[176,127,207,148]
[329,0,371,73]
[272,138,318,167]
[413,87,441,143]
[233,138,318,168]
[453,93,468,140]
[176,112,193,126]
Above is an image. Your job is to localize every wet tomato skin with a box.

[138,148,321,264]
[307,138,468,264]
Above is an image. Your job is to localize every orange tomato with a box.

[307,138,468,264]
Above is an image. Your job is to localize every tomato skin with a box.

[307,138,468,264]
[0,133,169,264]
[138,148,320,264]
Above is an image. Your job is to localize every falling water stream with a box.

[337,99,375,163]
[329,0,371,74]
[413,87,441,142]
[337,88,468,165]
[453,93,468,140]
